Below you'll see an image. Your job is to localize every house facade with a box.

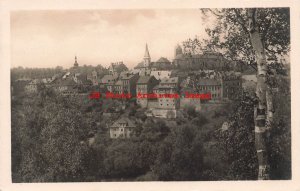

[109,118,136,139]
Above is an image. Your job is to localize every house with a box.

[147,77,180,118]
[87,70,98,86]
[109,117,136,139]
[24,80,38,94]
[150,70,172,80]
[99,74,119,91]
[117,73,139,96]
[196,79,222,100]
[136,76,159,108]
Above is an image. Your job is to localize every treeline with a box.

[11,64,109,81]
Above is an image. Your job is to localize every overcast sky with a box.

[11,9,211,69]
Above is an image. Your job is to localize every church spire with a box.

[144,43,150,59]
[143,43,151,68]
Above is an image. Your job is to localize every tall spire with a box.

[144,43,150,58]
[143,43,151,68]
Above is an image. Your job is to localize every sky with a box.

[11,9,211,69]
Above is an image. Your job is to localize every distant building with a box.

[145,77,180,118]
[150,70,171,80]
[136,76,159,108]
[87,70,98,86]
[24,79,39,94]
[173,45,229,71]
[109,118,136,139]
[152,57,172,70]
[196,79,222,100]
[115,73,139,96]
[99,74,119,92]
[109,62,128,75]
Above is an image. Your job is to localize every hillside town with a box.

[11,43,259,139]
[10,7,291,183]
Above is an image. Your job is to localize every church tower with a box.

[143,43,151,67]
[74,56,79,67]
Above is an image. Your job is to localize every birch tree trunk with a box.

[266,87,274,128]
[247,8,270,180]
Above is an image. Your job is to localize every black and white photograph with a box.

[1,1,300,190]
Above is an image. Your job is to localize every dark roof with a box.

[121,73,137,80]
[101,74,119,83]
[110,117,136,128]
[156,57,170,63]
[137,76,153,84]
[60,78,77,86]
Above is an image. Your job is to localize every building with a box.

[173,45,229,71]
[99,74,119,92]
[24,79,40,94]
[109,62,128,75]
[146,77,180,118]
[152,57,172,70]
[196,79,222,100]
[87,70,98,86]
[150,70,172,80]
[116,73,139,96]
[109,118,136,139]
[136,76,159,108]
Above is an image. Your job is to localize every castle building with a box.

[173,45,228,71]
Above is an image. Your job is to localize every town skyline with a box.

[11,9,213,69]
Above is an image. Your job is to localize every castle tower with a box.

[143,43,151,67]
[74,56,79,67]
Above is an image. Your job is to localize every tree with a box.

[152,125,204,180]
[194,8,290,179]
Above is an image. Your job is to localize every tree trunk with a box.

[266,87,274,128]
[247,8,270,180]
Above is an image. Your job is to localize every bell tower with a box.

[74,56,79,67]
